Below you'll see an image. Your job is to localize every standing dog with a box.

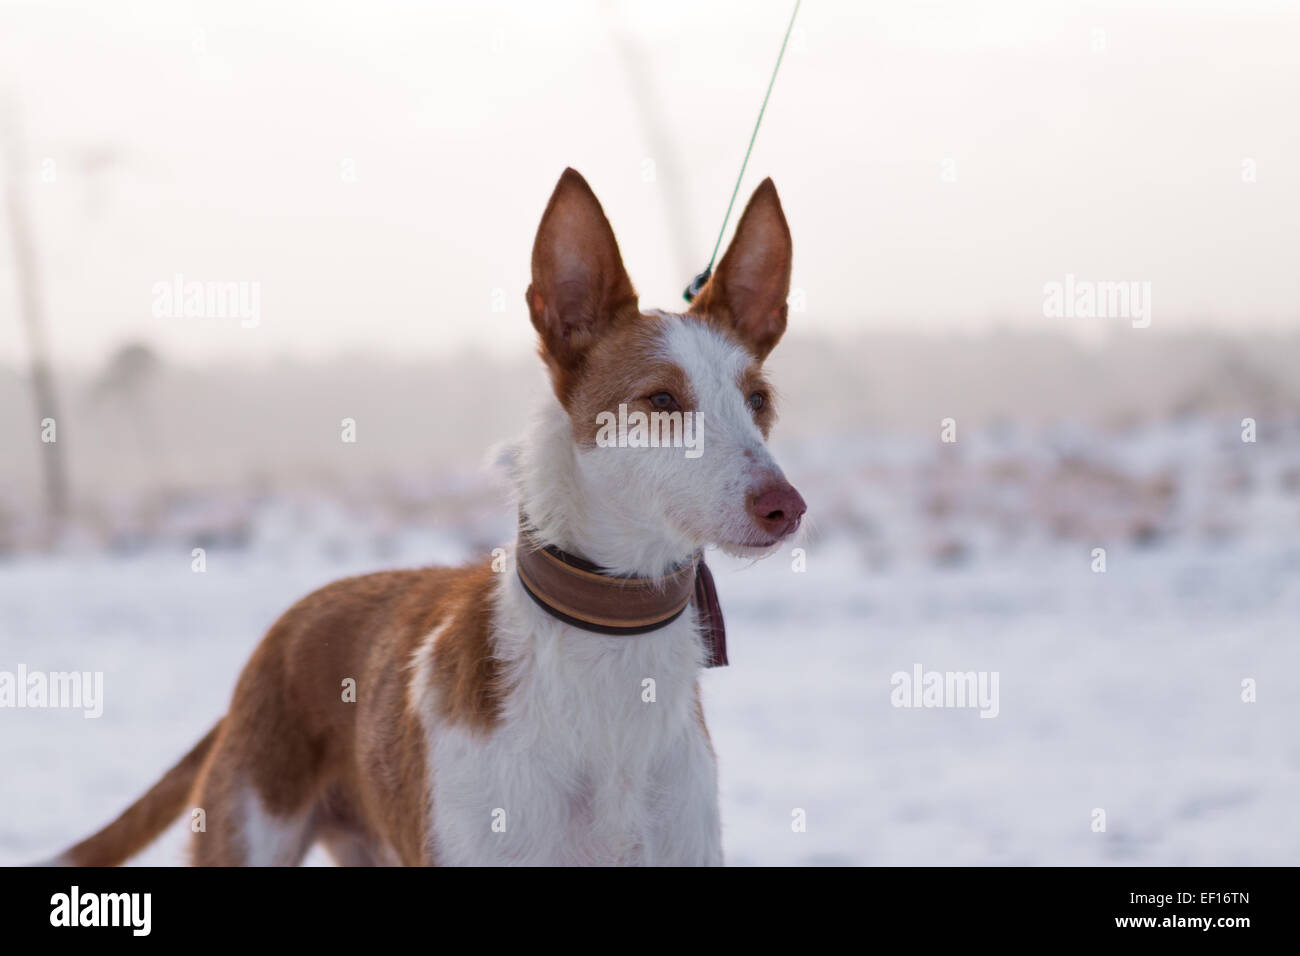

[55,169,806,866]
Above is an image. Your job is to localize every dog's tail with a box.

[45,720,224,867]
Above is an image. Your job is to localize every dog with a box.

[52,168,806,866]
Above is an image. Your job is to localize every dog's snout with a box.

[749,482,807,539]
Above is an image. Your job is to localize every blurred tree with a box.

[94,342,162,397]
[602,1,699,284]
[92,341,164,463]
[2,101,67,547]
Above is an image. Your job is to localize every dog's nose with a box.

[749,482,807,539]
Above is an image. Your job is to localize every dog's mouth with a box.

[676,516,800,560]
[713,537,783,559]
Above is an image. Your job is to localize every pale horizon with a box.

[1,0,1297,369]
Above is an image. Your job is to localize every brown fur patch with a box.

[567,312,696,444]
[429,565,506,733]
[64,561,511,866]
[693,684,714,759]
[738,362,778,438]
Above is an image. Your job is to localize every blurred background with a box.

[2,0,1298,865]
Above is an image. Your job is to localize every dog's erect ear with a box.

[688,178,792,361]
[527,168,638,401]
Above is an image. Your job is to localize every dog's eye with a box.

[648,392,680,411]
[748,392,766,412]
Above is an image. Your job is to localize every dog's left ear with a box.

[688,178,792,361]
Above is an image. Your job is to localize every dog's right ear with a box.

[527,168,638,403]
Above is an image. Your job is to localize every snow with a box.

[2,417,1298,865]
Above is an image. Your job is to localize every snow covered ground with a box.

[2,417,1298,865]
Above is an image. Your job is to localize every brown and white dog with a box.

[53,168,806,866]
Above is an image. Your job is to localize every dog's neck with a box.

[512,402,697,578]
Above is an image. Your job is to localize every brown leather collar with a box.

[515,515,728,668]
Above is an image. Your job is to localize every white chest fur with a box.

[416,567,722,866]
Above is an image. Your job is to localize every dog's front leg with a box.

[646,728,724,866]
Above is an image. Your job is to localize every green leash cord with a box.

[683,0,801,303]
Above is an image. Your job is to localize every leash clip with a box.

[682,267,712,304]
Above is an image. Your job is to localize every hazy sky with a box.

[0,0,1297,368]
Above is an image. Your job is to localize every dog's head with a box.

[525,168,805,566]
